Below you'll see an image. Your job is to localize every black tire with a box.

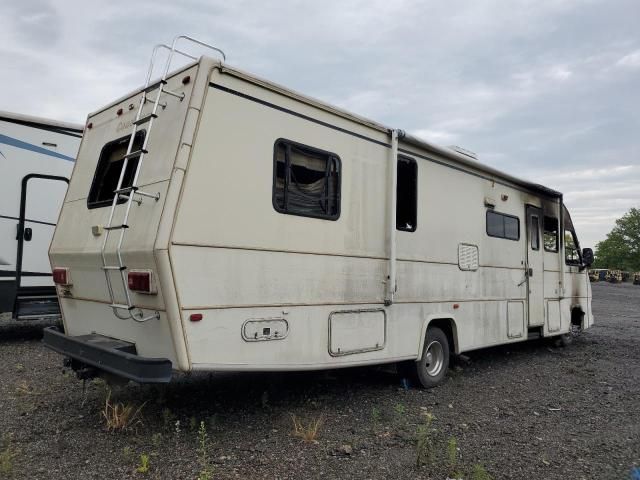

[415,327,450,388]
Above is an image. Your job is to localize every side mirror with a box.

[582,248,594,267]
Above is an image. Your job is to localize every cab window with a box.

[563,205,581,265]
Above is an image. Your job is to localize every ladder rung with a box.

[104,224,129,231]
[114,186,137,194]
[163,90,185,100]
[123,149,147,160]
[144,79,167,93]
[102,266,126,271]
[135,190,160,200]
[133,113,158,126]
[110,303,134,311]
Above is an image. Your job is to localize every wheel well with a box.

[428,318,458,354]
[571,307,585,328]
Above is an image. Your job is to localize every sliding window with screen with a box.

[486,210,520,241]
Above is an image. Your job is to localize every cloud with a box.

[0,0,638,248]
[616,49,640,68]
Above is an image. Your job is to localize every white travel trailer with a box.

[0,111,82,321]
[44,37,593,387]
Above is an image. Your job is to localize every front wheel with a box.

[415,327,450,388]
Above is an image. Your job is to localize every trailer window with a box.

[543,216,558,252]
[273,139,341,220]
[397,156,417,231]
[87,132,145,209]
[486,210,520,241]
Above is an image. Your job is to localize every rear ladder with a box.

[100,35,226,322]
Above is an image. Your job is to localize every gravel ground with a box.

[0,282,638,480]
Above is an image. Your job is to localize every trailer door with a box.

[13,174,68,318]
[525,205,544,326]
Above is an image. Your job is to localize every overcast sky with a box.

[1,0,638,247]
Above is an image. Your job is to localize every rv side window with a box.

[396,156,417,232]
[486,210,520,241]
[273,139,341,220]
[87,132,145,209]
[543,216,558,252]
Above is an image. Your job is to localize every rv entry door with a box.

[525,205,544,326]
[16,174,68,289]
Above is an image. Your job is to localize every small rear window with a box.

[87,132,145,209]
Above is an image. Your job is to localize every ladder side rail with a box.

[102,43,171,313]
[112,47,171,314]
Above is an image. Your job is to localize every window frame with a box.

[271,138,342,221]
[396,155,418,232]
[543,215,559,252]
[530,214,540,250]
[87,131,145,210]
[486,210,520,241]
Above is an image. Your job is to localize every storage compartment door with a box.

[329,309,386,356]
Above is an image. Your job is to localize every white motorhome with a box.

[0,111,82,321]
[44,37,593,387]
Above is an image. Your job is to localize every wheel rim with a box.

[424,341,444,377]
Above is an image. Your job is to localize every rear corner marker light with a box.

[127,270,156,294]
[53,267,71,286]
[189,313,203,322]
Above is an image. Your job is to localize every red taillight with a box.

[53,267,71,286]
[189,313,203,322]
[127,270,155,294]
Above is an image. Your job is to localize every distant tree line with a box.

[593,207,640,271]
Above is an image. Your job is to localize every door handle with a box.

[518,267,533,287]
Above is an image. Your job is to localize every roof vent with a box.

[448,145,478,160]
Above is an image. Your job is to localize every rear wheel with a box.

[415,327,450,388]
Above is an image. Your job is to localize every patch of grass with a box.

[151,433,162,450]
[447,437,462,478]
[122,446,134,460]
[291,414,323,443]
[470,463,493,480]
[15,381,39,396]
[196,421,214,480]
[415,412,435,467]
[101,389,145,432]
[0,434,19,477]
[371,406,381,423]
[394,402,406,417]
[162,408,175,432]
[136,454,150,474]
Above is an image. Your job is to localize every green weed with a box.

[136,454,150,474]
[0,434,19,477]
[447,437,462,477]
[470,463,493,480]
[196,421,214,480]
[415,412,435,467]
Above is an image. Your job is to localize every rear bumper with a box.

[42,326,172,383]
